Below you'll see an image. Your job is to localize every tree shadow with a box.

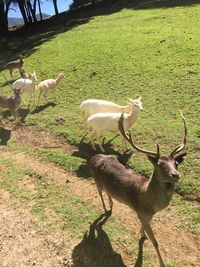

[1,0,198,71]
[71,212,127,267]
[0,127,11,145]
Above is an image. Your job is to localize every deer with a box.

[4,55,24,78]
[80,98,134,121]
[36,73,65,106]
[87,97,143,152]
[89,111,187,267]
[0,87,22,124]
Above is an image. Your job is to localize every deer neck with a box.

[14,93,21,107]
[127,106,139,125]
[31,77,36,84]
[56,76,62,85]
[146,171,175,213]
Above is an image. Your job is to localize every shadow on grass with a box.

[134,235,148,267]
[1,0,199,69]
[19,108,31,123]
[0,78,16,87]
[2,108,30,124]
[31,102,56,114]
[0,127,11,145]
[72,135,133,179]
[72,212,127,267]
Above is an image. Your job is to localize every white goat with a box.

[37,73,65,106]
[87,97,143,152]
[80,98,133,121]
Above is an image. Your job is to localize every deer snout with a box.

[170,171,180,180]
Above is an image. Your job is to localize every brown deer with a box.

[0,87,22,124]
[89,112,187,267]
[4,55,24,78]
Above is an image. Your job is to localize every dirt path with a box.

[0,190,76,267]
[0,126,199,267]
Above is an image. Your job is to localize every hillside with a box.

[8,13,50,26]
[0,2,200,266]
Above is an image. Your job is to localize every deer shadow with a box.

[18,108,31,123]
[0,127,11,145]
[0,79,16,87]
[30,102,56,114]
[134,235,148,267]
[71,212,127,267]
[73,135,133,179]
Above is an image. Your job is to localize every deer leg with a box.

[107,193,113,211]
[97,188,108,213]
[21,96,27,106]
[10,69,13,79]
[142,223,165,267]
[134,226,148,267]
[11,110,20,123]
[95,131,105,152]
[119,133,128,151]
[96,137,105,152]
[90,130,97,150]
[36,91,42,107]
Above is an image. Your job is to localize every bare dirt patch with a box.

[0,190,75,267]
[13,125,77,153]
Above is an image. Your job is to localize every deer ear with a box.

[174,152,187,165]
[148,154,159,164]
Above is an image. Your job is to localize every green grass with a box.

[0,151,198,266]
[0,3,200,200]
[36,147,85,173]
[0,155,137,246]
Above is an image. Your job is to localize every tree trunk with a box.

[27,0,37,23]
[18,0,29,25]
[53,0,59,16]
[38,0,43,20]
[0,0,6,34]
[25,3,32,23]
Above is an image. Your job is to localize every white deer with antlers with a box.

[89,112,187,267]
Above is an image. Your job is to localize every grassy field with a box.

[1,2,199,199]
[0,2,200,266]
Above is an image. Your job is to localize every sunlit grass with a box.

[0,3,199,201]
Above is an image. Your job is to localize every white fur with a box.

[38,73,65,96]
[87,97,143,151]
[12,72,37,96]
[80,99,132,120]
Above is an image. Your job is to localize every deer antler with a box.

[170,111,187,158]
[118,112,160,157]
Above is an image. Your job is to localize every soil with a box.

[0,125,199,267]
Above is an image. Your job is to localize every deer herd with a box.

[1,55,188,267]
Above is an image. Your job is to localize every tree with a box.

[0,0,12,34]
[26,0,37,23]
[52,0,58,16]
[38,0,43,20]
